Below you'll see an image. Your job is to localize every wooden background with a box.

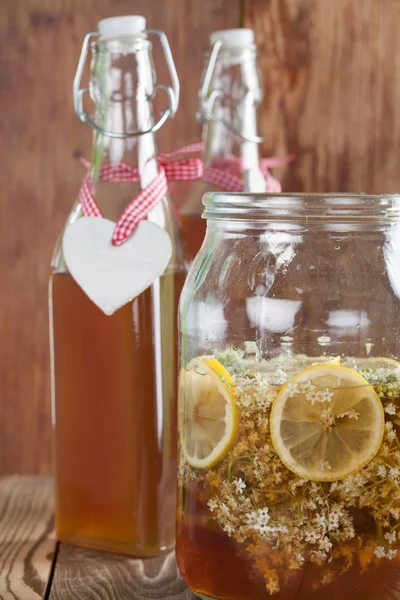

[2,0,400,475]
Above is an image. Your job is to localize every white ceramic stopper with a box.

[98,16,146,38]
[210,28,254,48]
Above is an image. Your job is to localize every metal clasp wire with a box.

[197,39,264,144]
[72,29,180,139]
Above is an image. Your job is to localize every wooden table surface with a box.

[0,476,195,600]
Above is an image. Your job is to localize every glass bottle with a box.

[49,16,185,557]
[176,28,266,259]
[177,192,400,600]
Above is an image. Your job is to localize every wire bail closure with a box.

[197,39,264,145]
[73,29,180,139]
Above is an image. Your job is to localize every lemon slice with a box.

[270,364,385,482]
[180,356,240,469]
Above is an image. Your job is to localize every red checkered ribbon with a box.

[200,148,295,193]
[78,145,203,246]
[172,142,294,192]
[78,144,293,245]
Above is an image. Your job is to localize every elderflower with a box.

[313,514,327,529]
[387,429,396,443]
[304,529,320,544]
[385,403,397,416]
[327,509,343,531]
[374,546,386,558]
[338,409,360,420]
[246,507,270,528]
[385,421,397,442]
[343,523,356,538]
[232,477,246,495]
[385,531,397,545]
[354,472,367,487]
[321,408,335,428]
[320,460,332,473]
[389,467,400,481]
[256,387,277,410]
[377,465,387,478]
[319,536,333,552]
[223,523,235,536]
[304,383,334,405]
[387,549,398,560]
[207,498,219,513]
[391,508,400,520]
[220,502,231,517]
[289,478,306,493]
[286,381,301,397]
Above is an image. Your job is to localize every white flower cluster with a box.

[286,381,334,405]
[358,366,400,385]
[374,546,398,560]
[386,421,397,442]
[232,477,246,495]
[233,377,277,410]
[385,531,397,545]
[338,409,360,420]
[319,460,332,473]
[245,507,288,537]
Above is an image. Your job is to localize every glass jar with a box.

[177,193,400,600]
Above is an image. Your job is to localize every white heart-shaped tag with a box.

[63,217,172,316]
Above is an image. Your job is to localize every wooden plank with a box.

[0,476,56,600]
[245,0,400,193]
[50,545,195,600]
[0,0,239,475]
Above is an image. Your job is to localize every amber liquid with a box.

[177,488,400,600]
[51,269,184,556]
[180,213,206,259]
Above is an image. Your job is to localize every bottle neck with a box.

[88,37,159,218]
[202,46,265,192]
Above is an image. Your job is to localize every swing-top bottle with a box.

[49,16,186,557]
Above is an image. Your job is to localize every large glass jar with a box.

[177,193,400,600]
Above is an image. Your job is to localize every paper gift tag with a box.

[63,217,172,316]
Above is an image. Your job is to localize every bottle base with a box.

[57,531,174,559]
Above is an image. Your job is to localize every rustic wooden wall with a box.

[0,0,239,475]
[246,0,400,193]
[3,0,400,474]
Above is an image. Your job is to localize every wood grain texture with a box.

[0,476,56,600]
[0,0,239,475]
[245,0,400,193]
[50,545,195,600]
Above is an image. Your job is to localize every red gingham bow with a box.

[78,144,293,245]
[78,145,203,246]
[173,143,294,192]
[201,149,295,193]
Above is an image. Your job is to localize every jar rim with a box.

[203,192,400,221]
